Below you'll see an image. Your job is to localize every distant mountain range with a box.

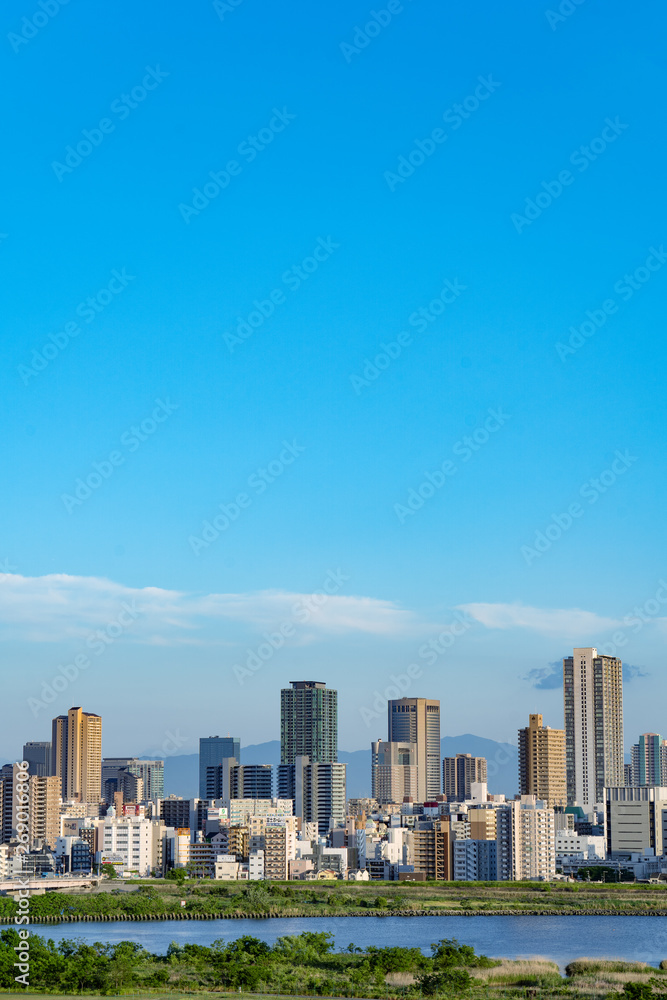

[160,735,519,800]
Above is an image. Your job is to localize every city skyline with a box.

[0,592,660,758]
[5,649,655,810]
[1,644,655,767]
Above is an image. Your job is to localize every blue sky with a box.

[1,0,665,762]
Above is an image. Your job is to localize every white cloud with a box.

[457,601,621,636]
[0,571,423,644]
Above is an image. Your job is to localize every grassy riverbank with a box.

[1,879,667,922]
[1,929,667,997]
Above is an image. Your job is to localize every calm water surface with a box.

[28,916,667,971]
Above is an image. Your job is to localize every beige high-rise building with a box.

[27,775,61,849]
[387,698,441,801]
[563,648,624,809]
[518,714,566,808]
[52,707,102,803]
[371,740,418,803]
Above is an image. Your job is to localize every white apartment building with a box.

[95,813,160,876]
[510,796,556,881]
[563,647,624,809]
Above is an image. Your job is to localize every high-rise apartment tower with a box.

[518,713,566,808]
[563,648,623,809]
[442,753,488,801]
[387,698,441,800]
[630,734,667,787]
[280,681,337,765]
[52,707,102,803]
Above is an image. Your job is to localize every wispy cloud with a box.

[623,663,649,682]
[0,572,425,645]
[524,660,564,689]
[524,659,649,689]
[458,601,620,636]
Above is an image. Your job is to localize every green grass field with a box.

[2,878,667,923]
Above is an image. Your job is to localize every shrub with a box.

[419,968,472,994]
[623,983,654,1000]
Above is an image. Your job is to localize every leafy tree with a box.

[431,937,496,968]
[165,867,187,885]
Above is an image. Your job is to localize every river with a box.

[27,915,667,970]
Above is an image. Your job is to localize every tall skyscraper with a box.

[387,697,441,800]
[630,733,667,786]
[198,737,240,798]
[278,681,342,832]
[280,681,337,764]
[442,753,488,801]
[563,647,623,809]
[518,714,566,808]
[22,741,51,777]
[371,740,418,803]
[52,707,102,803]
